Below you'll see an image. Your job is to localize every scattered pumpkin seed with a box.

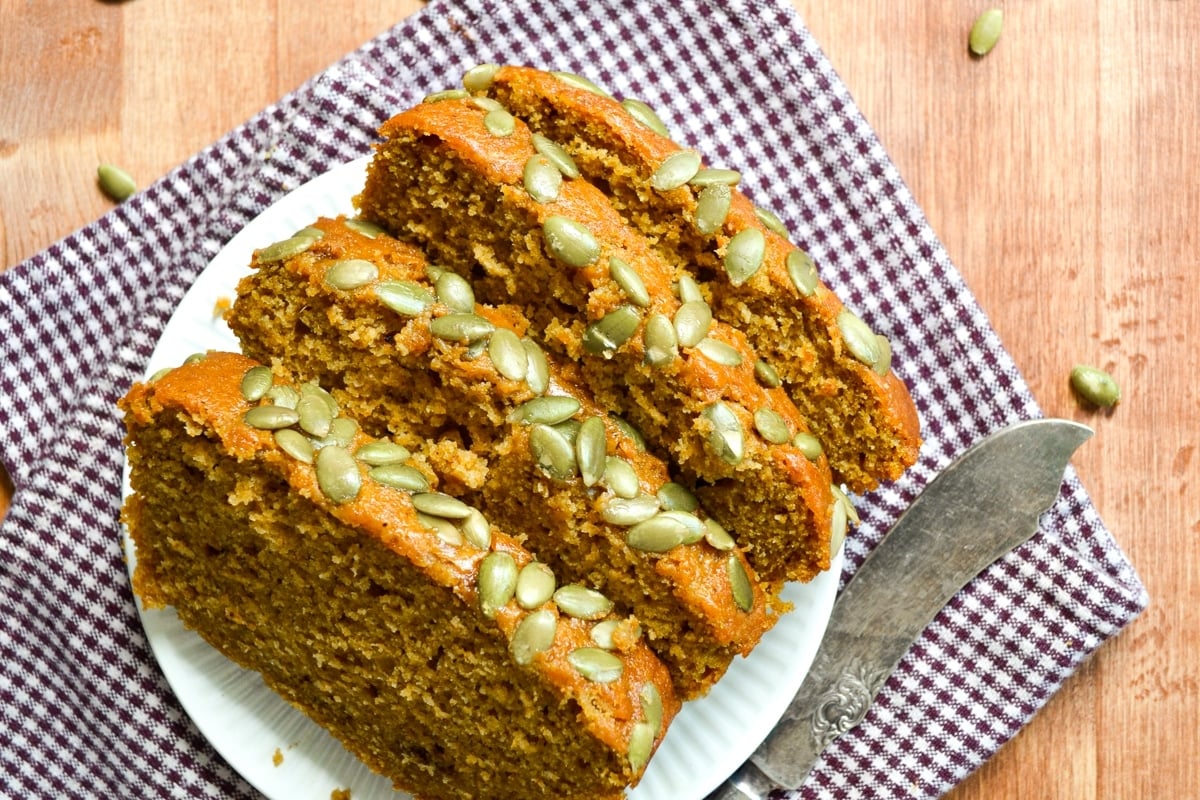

[483,107,516,137]
[724,228,766,285]
[603,456,641,499]
[523,155,563,203]
[471,96,505,112]
[554,585,614,620]
[423,88,469,103]
[296,391,334,438]
[461,509,493,550]
[703,402,745,465]
[792,431,823,461]
[656,482,699,513]
[531,133,580,179]
[831,483,860,527]
[837,309,883,369]
[626,513,689,552]
[411,491,473,520]
[315,445,361,505]
[543,215,601,267]
[522,338,550,394]
[97,163,136,202]
[968,8,1004,56]
[244,405,300,430]
[754,359,781,389]
[355,441,412,466]
[478,551,518,617]
[551,70,613,98]
[576,416,608,487]
[673,301,713,348]
[316,417,358,449]
[510,608,557,665]
[829,488,849,555]
[434,271,476,313]
[486,328,528,382]
[509,395,582,426]
[462,63,500,92]
[324,259,378,291]
[239,365,274,403]
[528,423,578,481]
[569,647,624,683]
[659,510,707,544]
[650,150,702,191]
[640,684,664,732]
[643,313,679,367]
[552,418,582,445]
[265,384,299,409]
[516,562,557,609]
[256,232,319,264]
[148,367,173,383]
[754,407,791,444]
[786,248,819,296]
[627,720,656,772]
[583,305,642,354]
[754,206,790,238]
[703,518,736,551]
[183,353,207,366]
[609,257,650,307]
[419,512,464,546]
[676,274,705,304]
[273,429,314,464]
[727,555,754,612]
[425,263,445,281]
[369,464,430,493]
[601,493,661,526]
[609,414,647,451]
[620,97,670,137]
[694,337,744,366]
[873,334,893,376]
[694,183,733,235]
[590,619,621,650]
[376,280,435,317]
[344,217,386,239]
[430,312,495,343]
[690,168,741,187]
[1070,364,1121,408]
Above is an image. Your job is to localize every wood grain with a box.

[1,1,1196,797]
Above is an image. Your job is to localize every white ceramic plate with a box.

[123,158,842,800]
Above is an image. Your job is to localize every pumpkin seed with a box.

[694,183,733,235]
[423,88,469,103]
[569,647,624,683]
[552,418,582,445]
[601,493,660,526]
[643,313,679,367]
[831,483,860,526]
[786,249,819,296]
[583,305,641,354]
[273,429,314,464]
[650,150,702,191]
[369,464,430,493]
[703,518,736,551]
[344,217,386,239]
[724,228,765,285]
[316,417,358,449]
[1070,364,1121,408]
[315,445,361,505]
[485,328,527,382]
[257,232,319,264]
[522,338,550,394]
[659,510,707,544]
[355,441,411,466]
[462,63,500,92]
[553,585,614,620]
[324,259,378,291]
[265,384,299,409]
[754,206,790,238]
[239,365,274,403]
[543,215,601,268]
[531,133,581,179]
[97,163,136,201]
[829,488,849,555]
[873,334,893,376]
[694,337,743,366]
[523,155,563,204]
[434,271,475,313]
[509,395,582,426]
[244,405,300,430]
[676,274,705,304]
[703,402,744,465]
[296,391,334,438]
[590,619,621,650]
[620,97,670,138]
[419,512,464,546]
[968,8,1004,56]
[626,513,688,552]
[425,264,445,281]
[727,555,754,612]
[754,407,791,444]
[656,482,699,513]
[471,96,504,112]
[516,562,557,609]
[640,684,664,732]
[478,551,518,617]
[528,424,578,481]
[627,720,656,772]
[673,301,712,348]
[411,491,473,520]
[792,431,823,461]
[551,70,613,99]
[576,416,608,487]
[183,353,207,366]
[484,107,516,137]
[148,367,173,383]
[609,256,650,307]
[430,312,495,343]
[609,414,647,452]
[838,309,883,369]
[754,359,781,389]
[376,280,435,317]
[461,509,493,549]
[690,168,741,187]
[510,608,557,665]
[603,456,640,499]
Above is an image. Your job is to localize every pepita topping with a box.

[325,259,378,291]
[620,97,671,138]
[650,150,702,192]
[543,215,601,267]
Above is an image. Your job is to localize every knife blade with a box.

[706,418,1093,800]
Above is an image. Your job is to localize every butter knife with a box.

[706,418,1093,799]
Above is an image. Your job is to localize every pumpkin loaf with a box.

[469,65,921,493]
[225,215,788,699]
[356,97,840,584]
[121,351,681,800]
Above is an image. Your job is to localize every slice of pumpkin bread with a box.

[471,65,921,493]
[225,216,788,698]
[356,99,840,585]
[121,351,680,800]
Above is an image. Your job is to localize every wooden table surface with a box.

[2,1,1196,797]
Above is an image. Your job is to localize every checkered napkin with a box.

[0,0,1147,797]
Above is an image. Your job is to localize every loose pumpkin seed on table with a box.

[1070,364,1121,408]
[97,163,136,202]
[968,8,1004,56]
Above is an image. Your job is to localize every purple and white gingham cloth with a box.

[0,1,1147,797]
